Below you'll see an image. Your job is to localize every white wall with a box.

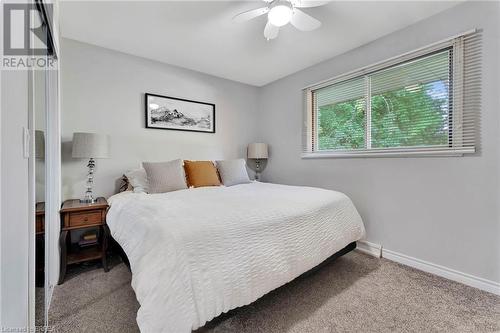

[258,1,500,283]
[61,39,259,200]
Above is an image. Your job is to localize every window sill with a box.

[301,147,475,159]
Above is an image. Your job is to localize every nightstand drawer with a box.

[68,210,103,227]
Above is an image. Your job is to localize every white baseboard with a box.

[383,248,500,296]
[356,240,382,258]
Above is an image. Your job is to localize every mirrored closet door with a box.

[34,64,47,328]
[32,1,59,330]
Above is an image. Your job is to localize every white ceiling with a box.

[60,1,461,86]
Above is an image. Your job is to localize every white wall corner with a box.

[383,248,500,296]
[356,240,382,258]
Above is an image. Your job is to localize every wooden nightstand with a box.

[59,197,109,284]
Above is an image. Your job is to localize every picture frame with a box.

[145,93,215,133]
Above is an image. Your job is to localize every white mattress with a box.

[107,182,365,333]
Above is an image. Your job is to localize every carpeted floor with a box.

[36,287,45,326]
[49,252,500,333]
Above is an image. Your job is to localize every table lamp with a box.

[72,132,110,203]
[247,143,268,181]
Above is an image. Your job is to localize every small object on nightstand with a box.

[59,197,109,284]
[78,230,99,247]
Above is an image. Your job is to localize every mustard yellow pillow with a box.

[184,160,221,188]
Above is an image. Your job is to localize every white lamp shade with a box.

[72,132,110,159]
[247,143,268,159]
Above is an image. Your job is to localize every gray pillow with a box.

[142,159,188,193]
[216,159,251,186]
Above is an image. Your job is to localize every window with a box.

[303,31,481,157]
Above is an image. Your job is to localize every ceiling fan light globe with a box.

[268,5,293,27]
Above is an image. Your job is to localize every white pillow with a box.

[142,159,188,193]
[125,168,149,193]
[216,159,251,187]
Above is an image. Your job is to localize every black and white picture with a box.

[145,93,215,133]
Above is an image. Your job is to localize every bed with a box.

[107,181,365,333]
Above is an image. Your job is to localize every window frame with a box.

[302,30,476,158]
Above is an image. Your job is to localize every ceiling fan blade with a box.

[264,21,279,40]
[233,7,269,23]
[293,0,330,8]
[291,9,321,31]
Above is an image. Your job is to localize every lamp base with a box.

[79,198,95,204]
[81,158,96,204]
[255,159,262,181]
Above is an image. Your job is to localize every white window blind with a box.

[303,30,481,158]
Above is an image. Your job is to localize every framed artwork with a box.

[145,93,215,133]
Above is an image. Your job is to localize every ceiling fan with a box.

[233,0,328,40]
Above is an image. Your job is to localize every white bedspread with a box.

[107,182,365,332]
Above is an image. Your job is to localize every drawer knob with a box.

[84,217,88,221]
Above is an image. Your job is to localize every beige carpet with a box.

[49,252,500,332]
